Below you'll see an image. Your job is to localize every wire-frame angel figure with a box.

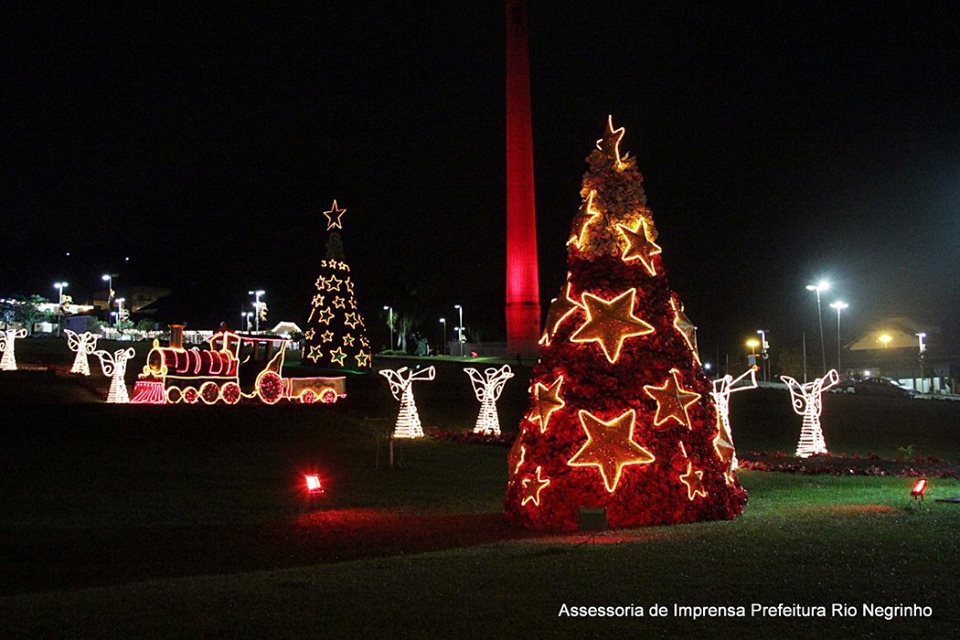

[0,328,28,371]
[379,366,436,438]
[781,369,839,458]
[464,365,514,436]
[94,347,136,403]
[710,366,758,481]
[64,330,100,376]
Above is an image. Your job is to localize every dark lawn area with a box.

[0,339,958,638]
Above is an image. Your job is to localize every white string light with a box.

[710,367,758,478]
[64,330,100,376]
[0,328,28,371]
[464,365,514,436]
[781,369,839,458]
[94,347,136,403]
[379,366,436,439]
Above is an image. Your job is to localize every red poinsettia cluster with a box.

[504,118,747,531]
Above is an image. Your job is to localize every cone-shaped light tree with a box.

[302,200,372,371]
[505,117,748,530]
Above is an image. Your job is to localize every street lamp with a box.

[745,337,760,355]
[806,280,830,374]
[756,329,769,382]
[878,334,892,348]
[829,301,848,373]
[454,304,464,357]
[439,317,447,355]
[53,281,68,337]
[383,306,394,351]
[242,311,253,332]
[248,290,265,333]
[115,297,126,332]
[101,273,117,310]
[916,332,926,354]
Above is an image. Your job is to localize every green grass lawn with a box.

[0,341,958,638]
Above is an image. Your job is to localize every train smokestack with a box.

[169,324,185,349]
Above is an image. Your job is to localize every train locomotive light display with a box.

[130,325,346,405]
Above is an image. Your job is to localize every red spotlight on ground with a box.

[305,474,324,495]
[911,478,928,501]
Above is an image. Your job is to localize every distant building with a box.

[844,317,956,394]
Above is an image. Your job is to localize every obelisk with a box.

[505,0,540,357]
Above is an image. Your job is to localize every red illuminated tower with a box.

[505,0,541,357]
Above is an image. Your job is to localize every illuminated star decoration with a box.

[568,409,655,492]
[343,334,355,347]
[643,369,701,430]
[306,344,323,362]
[520,466,551,507]
[596,114,627,170]
[531,376,565,434]
[616,219,661,275]
[322,199,347,230]
[316,307,335,325]
[320,330,334,343]
[303,329,316,341]
[329,347,347,366]
[343,312,361,329]
[569,288,654,363]
[679,461,707,500]
[355,351,370,367]
[326,275,343,292]
[671,296,700,363]
[332,296,346,309]
[568,190,601,249]
[540,280,582,346]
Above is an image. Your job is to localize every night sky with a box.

[2,2,958,357]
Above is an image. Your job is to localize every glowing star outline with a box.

[329,347,347,366]
[568,190,601,249]
[541,280,582,345]
[671,297,700,364]
[320,330,334,343]
[343,312,361,329]
[315,276,327,291]
[306,344,324,363]
[316,307,335,325]
[680,461,708,500]
[568,409,655,493]
[532,376,565,434]
[596,114,627,170]
[311,294,325,308]
[643,369,701,430]
[520,466,551,507]
[303,329,316,341]
[355,351,370,367]
[343,334,355,347]
[323,199,347,230]
[569,288,654,363]
[326,275,343,292]
[332,296,346,309]
[360,336,370,348]
[513,444,526,475]
[616,219,661,275]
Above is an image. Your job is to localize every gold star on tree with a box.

[349,298,357,309]
[332,296,346,309]
[316,307,335,325]
[616,219,661,275]
[360,336,369,348]
[311,294,325,308]
[644,369,701,429]
[343,334,355,347]
[355,351,370,367]
[568,190,601,249]
[531,376,565,433]
[304,329,316,341]
[320,330,334,343]
[541,280,581,345]
[306,345,323,363]
[345,278,355,294]
[596,114,627,170]
[520,466,551,507]
[344,312,361,329]
[568,409,655,493]
[323,199,347,230]
[315,276,326,291]
[329,347,347,366]
[326,275,343,292]
[569,289,654,363]
[671,297,699,362]
[679,461,707,500]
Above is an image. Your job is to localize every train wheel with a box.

[221,382,241,405]
[200,381,220,405]
[166,386,182,404]
[320,388,338,404]
[300,390,317,404]
[257,372,283,405]
[183,387,199,404]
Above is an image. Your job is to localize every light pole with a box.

[53,281,68,337]
[829,301,848,374]
[101,273,117,310]
[756,329,769,382]
[248,290,264,333]
[746,337,760,358]
[383,306,394,351]
[439,317,447,355]
[115,297,126,332]
[806,280,830,375]
[916,331,927,393]
[242,311,253,332]
[455,304,464,356]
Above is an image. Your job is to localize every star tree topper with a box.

[323,199,347,230]
[567,409,655,493]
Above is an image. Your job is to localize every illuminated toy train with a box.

[131,325,345,405]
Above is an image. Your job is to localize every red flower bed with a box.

[737,451,958,478]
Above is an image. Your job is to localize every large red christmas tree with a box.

[504,117,747,531]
